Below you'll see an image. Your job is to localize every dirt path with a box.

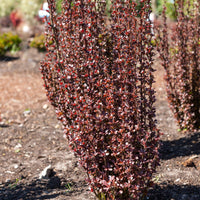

[0,49,200,200]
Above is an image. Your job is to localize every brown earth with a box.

[0,47,200,200]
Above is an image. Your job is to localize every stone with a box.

[181,155,198,168]
[39,165,55,179]
[43,104,48,110]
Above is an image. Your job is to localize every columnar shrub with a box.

[155,0,200,132]
[41,0,160,199]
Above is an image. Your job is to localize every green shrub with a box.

[17,0,43,22]
[0,32,21,56]
[56,0,63,13]
[156,0,176,20]
[30,34,46,52]
[0,0,19,17]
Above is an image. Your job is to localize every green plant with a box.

[156,0,199,20]
[30,34,46,52]
[0,0,19,17]
[0,32,21,56]
[8,178,21,189]
[41,0,160,199]
[0,0,44,24]
[56,0,63,13]
[156,0,176,20]
[64,182,73,192]
[17,0,44,23]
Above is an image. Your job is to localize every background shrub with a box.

[155,0,176,20]
[0,0,45,24]
[0,0,18,18]
[0,0,42,20]
[29,34,46,52]
[55,0,63,13]
[0,0,63,21]
[41,0,160,199]
[154,0,199,20]
[155,0,200,132]
[0,32,21,56]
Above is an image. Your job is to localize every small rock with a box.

[181,155,198,167]
[25,153,30,157]
[14,143,22,150]
[39,165,55,179]
[13,164,19,169]
[0,122,9,127]
[5,179,11,183]
[18,123,24,127]
[14,143,22,153]
[37,155,46,159]
[6,171,14,174]
[55,124,60,129]
[23,109,31,116]
[43,104,48,110]
[174,178,180,183]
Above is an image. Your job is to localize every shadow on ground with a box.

[0,56,19,62]
[0,123,9,128]
[146,184,200,200]
[0,176,89,200]
[159,131,200,160]
[0,177,61,200]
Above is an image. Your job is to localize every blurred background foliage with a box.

[0,0,44,22]
[156,0,176,20]
[0,32,21,56]
[0,0,197,24]
[155,0,199,20]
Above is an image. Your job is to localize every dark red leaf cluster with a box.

[10,11,23,28]
[155,0,200,132]
[40,0,160,199]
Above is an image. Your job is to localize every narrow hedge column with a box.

[41,0,160,199]
[155,0,200,132]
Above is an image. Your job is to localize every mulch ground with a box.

[0,47,200,200]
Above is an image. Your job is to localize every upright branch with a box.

[155,0,200,132]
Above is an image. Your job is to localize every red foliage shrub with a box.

[41,0,160,199]
[155,0,200,132]
[10,11,23,28]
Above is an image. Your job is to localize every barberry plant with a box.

[40,0,160,199]
[155,0,200,132]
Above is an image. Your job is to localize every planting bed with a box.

[0,48,200,200]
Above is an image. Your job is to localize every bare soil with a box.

[0,47,200,200]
